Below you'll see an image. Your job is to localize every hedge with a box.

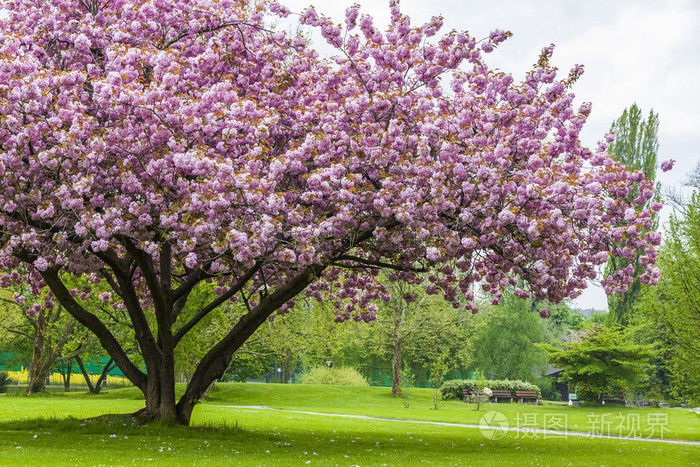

[440,378,541,400]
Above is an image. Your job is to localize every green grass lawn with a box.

[0,383,699,466]
[203,383,700,442]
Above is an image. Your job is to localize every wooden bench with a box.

[515,390,538,404]
[462,388,472,403]
[490,389,513,403]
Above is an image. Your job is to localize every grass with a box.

[203,383,700,442]
[0,383,699,465]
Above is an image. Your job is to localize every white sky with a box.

[281,0,700,310]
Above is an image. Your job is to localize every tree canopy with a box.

[538,326,654,403]
[0,0,662,424]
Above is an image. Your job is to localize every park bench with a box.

[490,389,513,403]
[515,390,538,404]
[462,388,472,403]
[462,388,492,404]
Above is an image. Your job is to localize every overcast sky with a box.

[281,0,700,310]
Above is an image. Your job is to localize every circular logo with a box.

[479,411,509,440]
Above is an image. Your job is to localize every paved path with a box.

[208,404,700,447]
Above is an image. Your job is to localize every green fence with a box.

[0,352,125,376]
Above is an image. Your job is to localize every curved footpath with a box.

[208,404,700,447]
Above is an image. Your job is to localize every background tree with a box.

[604,104,661,326]
[0,0,663,425]
[538,326,654,403]
[641,192,700,405]
[0,285,87,393]
[359,279,468,396]
[470,291,547,383]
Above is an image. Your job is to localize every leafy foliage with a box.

[0,371,11,393]
[641,192,700,405]
[538,326,654,402]
[470,292,547,382]
[298,366,369,386]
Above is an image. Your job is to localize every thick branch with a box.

[120,237,168,326]
[160,242,173,309]
[57,342,86,362]
[160,21,266,50]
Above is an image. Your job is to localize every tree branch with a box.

[173,261,262,346]
[333,254,427,273]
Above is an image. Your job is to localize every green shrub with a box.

[0,371,12,393]
[440,378,541,400]
[534,377,560,401]
[299,366,369,386]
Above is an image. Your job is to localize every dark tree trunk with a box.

[94,359,116,392]
[76,355,96,393]
[62,360,72,392]
[27,311,50,394]
[281,352,290,384]
[27,363,49,394]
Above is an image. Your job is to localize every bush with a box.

[0,371,12,393]
[440,378,541,400]
[299,366,369,386]
[534,377,560,401]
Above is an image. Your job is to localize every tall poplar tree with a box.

[605,104,660,326]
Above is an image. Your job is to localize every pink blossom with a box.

[426,247,441,261]
[34,258,48,271]
[660,159,675,172]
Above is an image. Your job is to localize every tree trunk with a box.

[93,359,116,393]
[76,356,117,394]
[158,356,178,423]
[27,312,49,394]
[175,265,324,425]
[63,360,72,392]
[75,355,96,393]
[391,338,403,397]
[281,353,289,384]
[27,362,50,394]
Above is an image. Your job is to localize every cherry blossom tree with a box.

[0,0,662,424]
